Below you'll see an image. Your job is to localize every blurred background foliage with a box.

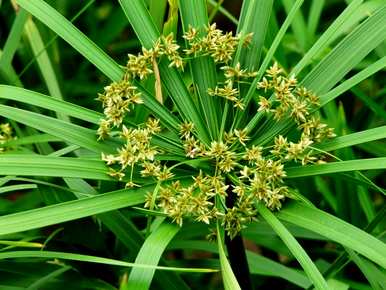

[0,0,385,289]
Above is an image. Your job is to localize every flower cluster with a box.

[97,33,183,140]
[97,25,336,238]
[257,62,336,165]
[101,118,162,188]
[0,123,14,153]
[183,23,246,63]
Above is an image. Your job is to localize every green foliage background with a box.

[0,0,385,289]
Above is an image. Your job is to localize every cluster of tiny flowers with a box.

[98,25,336,238]
[208,62,257,110]
[0,123,14,153]
[148,123,292,238]
[257,62,336,165]
[101,118,165,188]
[183,23,251,63]
[97,33,183,140]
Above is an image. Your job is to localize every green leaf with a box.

[302,5,386,94]
[179,0,219,140]
[237,0,273,71]
[348,249,386,290]
[26,265,72,290]
[281,0,310,52]
[319,56,386,107]
[257,204,329,290]
[0,86,102,124]
[317,126,386,152]
[117,0,159,48]
[307,0,325,41]
[0,104,112,153]
[24,20,64,102]
[0,155,112,181]
[2,134,61,147]
[118,0,210,144]
[169,240,311,288]
[0,184,37,194]
[149,0,168,31]
[0,251,217,273]
[216,223,241,290]
[238,0,305,125]
[277,202,386,269]
[247,251,311,288]
[16,0,124,82]
[0,9,29,67]
[0,187,147,236]
[207,0,238,25]
[286,158,386,178]
[127,222,180,290]
[134,82,181,132]
[292,0,363,75]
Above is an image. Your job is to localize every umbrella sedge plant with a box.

[0,0,385,289]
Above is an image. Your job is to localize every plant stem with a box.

[225,180,253,290]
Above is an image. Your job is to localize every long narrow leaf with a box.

[216,223,241,290]
[0,85,102,123]
[0,251,216,273]
[0,104,113,153]
[127,222,180,290]
[319,56,386,106]
[317,126,386,152]
[278,202,386,269]
[0,187,147,236]
[16,0,123,81]
[118,0,210,144]
[257,204,329,290]
[237,0,273,71]
[179,0,219,139]
[286,158,386,178]
[0,9,29,67]
[302,5,386,94]
[0,155,111,180]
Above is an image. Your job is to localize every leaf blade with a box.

[277,202,386,269]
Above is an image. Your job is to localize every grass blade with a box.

[351,87,386,120]
[0,9,29,67]
[0,251,216,273]
[286,158,386,178]
[16,0,124,81]
[317,126,386,152]
[237,0,273,71]
[292,0,363,75]
[0,155,111,180]
[24,19,63,101]
[237,0,305,123]
[0,187,147,236]
[307,0,325,41]
[257,204,329,290]
[179,0,219,139]
[216,223,241,290]
[281,0,309,52]
[0,85,102,123]
[0,104,113,153]
[319,56,386,107]
[277,202,386,269]
[127,222,180,290]
[26,266,72,290]
[302,5,386,94]
[0,184,37,194]
[118,0,210,144]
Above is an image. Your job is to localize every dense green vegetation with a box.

[0,0,385,289]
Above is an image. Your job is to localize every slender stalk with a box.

[225,180,253,290]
